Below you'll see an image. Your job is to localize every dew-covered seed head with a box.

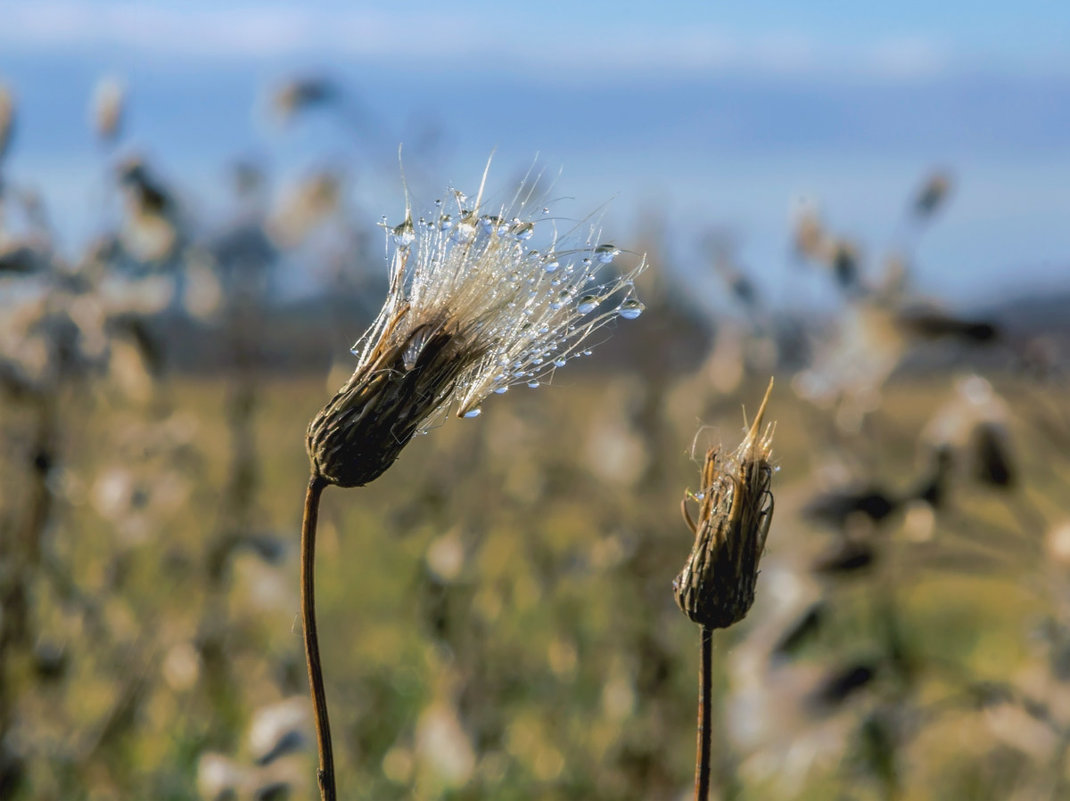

[306,161,647,486]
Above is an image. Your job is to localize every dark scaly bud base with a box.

[306,321,483,488]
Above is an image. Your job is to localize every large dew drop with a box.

[619,299,645,320]
[392,221,415,247]
[595,244,620,264]
[577,295,600,314]
[511,221,534,240]
[462,408,482,418]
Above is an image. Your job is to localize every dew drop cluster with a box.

[357,181,647,423]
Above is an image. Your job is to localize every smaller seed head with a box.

[674,380,776,629]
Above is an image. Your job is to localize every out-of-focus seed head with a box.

[913,170,952,220]
[0,83,15,165]
[267,171,340,248]
[307,160,646,488]
[792,200,825,262]
[674,380,775,629]
[116,156,180,262]
[91,76,125,144]
[271,76,339,123]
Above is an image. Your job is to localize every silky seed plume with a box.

[306,160,646,488]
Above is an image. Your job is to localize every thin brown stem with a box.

[694,625,713,801]
[301,474,336,801]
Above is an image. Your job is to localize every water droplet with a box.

[494,385,509,394]
[577,295,600,314]
[392,219,415,246]
[462,408,482,419]
[511,221,534,240]
[582,349,593,356]
[439,213,453,230]
[532,357,544,365]
[618,299,645,320]
[554,358,567,367]
[527,380,540,389]
[479,214,508,235]
[596,244,620,264]
[544,260,560,273]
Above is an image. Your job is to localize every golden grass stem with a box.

[301,474,336,801]
[694,625,713,801]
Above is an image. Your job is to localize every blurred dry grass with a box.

[3,362,1067,800]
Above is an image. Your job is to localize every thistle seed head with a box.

[674,379,776,629]
[306,160,646,488]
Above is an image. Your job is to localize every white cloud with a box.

[868,36,950,79]
[0,1,955,80]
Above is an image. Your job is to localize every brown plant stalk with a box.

[301,474,335,801]
[694,625,714,801]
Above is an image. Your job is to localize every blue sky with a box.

[1,1,1068,309]
[2,0,1068,74]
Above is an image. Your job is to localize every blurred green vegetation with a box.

[3,363,1068,800]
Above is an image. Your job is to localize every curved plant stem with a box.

[694,625,713,801]
[301,474,336,801]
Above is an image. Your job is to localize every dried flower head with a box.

[675,380,775,629]
[307,161,646,488]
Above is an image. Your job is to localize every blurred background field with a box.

[3,3,1070,800]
